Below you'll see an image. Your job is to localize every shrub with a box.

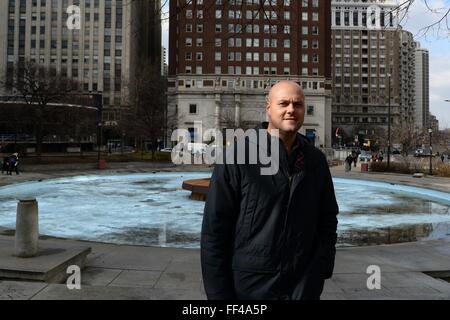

[370,160,450,177]
[370,161,413,174]
[435,163,450,178]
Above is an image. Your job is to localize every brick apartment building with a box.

[168,0,333,148]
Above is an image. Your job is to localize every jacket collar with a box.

[255,122,310,153]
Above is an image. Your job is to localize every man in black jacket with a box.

[201,80,339,300]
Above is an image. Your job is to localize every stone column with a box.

[234,94,241,128]
[215,94,221,129]
[15,199,39,258]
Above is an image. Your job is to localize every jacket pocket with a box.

[231,252,279,274]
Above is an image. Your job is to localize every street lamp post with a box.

[387,73,392,169]
[97,122,103,162]
[428,128,433,175]
[92,93,103,162]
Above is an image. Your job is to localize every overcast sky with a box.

[160,0,450,128]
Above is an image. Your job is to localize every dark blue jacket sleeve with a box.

[201,162,240,300]
[318,155,339,279]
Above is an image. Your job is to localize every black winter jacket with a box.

[201,123,339,300]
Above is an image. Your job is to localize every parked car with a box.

[414,149,425,157]
[358,151,372,162]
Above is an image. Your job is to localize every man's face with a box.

[266,82,305,134]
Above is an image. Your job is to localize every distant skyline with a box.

[161,0,450,128]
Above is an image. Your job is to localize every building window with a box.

[189,104,197,114]
[307,105,315,116]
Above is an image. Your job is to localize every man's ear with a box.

[265,96,270,111]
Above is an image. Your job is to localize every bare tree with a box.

[132,0,450,39]
[395,0,450,38]
[3,60,81,156]
[121,60,167,160]
[391,121,417,155]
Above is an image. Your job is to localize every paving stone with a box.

[331,273,389,290]
[320,292,347,300]
[0,238,91,283]
[86,247,172,271]
[0,281,47,300]
[81,267,123,286]
[385,287,450,300]
[154,271,203,290]
[341,287,394,300]
[381,272,444,290]
[31,284,205,300]
[323,279,345,293]
[164,260,201,274]
[109,270,161,288]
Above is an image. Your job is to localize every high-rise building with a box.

[414,43,430,131]
[429,113,439,131]
[162,46,168,76]
[0,0,161,127]
[399,30,416,128]
[331,0,403,146]
[168,0,333,148]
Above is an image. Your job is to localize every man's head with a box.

[266,81,305,134]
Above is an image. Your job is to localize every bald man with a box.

[201,81,339,300]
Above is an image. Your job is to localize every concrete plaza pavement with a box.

[0,161,449,300]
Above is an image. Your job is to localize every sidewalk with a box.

[0,232,449,300]
[331,161,450,193]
